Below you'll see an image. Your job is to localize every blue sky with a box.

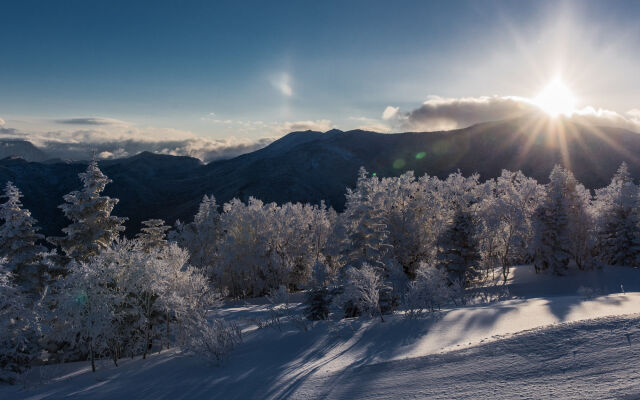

[1,0,640,160]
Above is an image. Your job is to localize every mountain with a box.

[0,139,49,162]
[2,115,640,237]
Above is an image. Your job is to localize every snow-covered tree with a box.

[48,259,118,372]
[0,182,47,290]
[532,165,594,275]
[341,168,393,271]
[405,262,453,315]
[50,160,127,263]
[136,219,170,252]
[169,195,221,269]
[478,171,543,282]
[47,238,223,370]
[212,198,332,297]
[436,207,480,286]
[0,258,39,383]
[594,162,640,266]
[339,263,387,321]
[304,261,333,321]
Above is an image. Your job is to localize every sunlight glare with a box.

[533,79,577,117]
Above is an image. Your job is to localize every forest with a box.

[1,159,639,383]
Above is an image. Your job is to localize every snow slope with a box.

[3,265,640,399]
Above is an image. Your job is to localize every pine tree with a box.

[595,163,640,266]
[50,160,127,263]
[0,259,39,383]
[436,207,480,286]
[532,166,572,274]
[136,219,170,252]
[169,195,221,268]
[304,261,333,321]
[0,182,46,290]
[342,168,392,270]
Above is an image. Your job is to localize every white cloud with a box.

[273,119,333,134]
[0,117,5,126]
[271,73,293,97]
[0,116,339,162]
[382,106,399,120]
[399,95,640,133]
[348,116,392,133]
[56,117,129,126]
[628,109,640,119]
[0,120,279,162]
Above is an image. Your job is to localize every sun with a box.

[533,79,577,117]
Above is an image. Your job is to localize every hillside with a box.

[2,115,640,235]
[3,265,640,400]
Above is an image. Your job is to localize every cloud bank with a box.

[0,119,280,162]
[56,117,128,126]
[0,116,340,163]
[395,95,640,133]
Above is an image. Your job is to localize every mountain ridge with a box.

[2,116,640,236]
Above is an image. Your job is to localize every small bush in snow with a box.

[339,263,387,321]
[405,263,453,318]
[185,319,242,364]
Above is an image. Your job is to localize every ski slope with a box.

[3,265,640,399]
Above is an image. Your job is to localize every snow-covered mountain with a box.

[2,116,640,236]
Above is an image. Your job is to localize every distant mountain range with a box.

[2,115,640,236]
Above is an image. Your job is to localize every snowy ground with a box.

[3,265,640,400]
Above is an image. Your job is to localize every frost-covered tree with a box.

[0,258,39,383]
[47,238,222,371]
[0,182,47,290]
[136,219,170,252]
[212,198,332,297]
[594,162,640,266]
[478,171,543,282]
[304,261,333,321]
[532,165,594,275]
[169,195,221,269]
[48,260,118,372]
[339,263,387,321]
[50,160,127,263]
[405,262,453,315]
[341,168,392,271]
[436,207,480,286]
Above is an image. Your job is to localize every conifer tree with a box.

[169,195,221,268]
[436,207,480,286]
[0,259,39,383]
[532,166,571,274]
[0,182,46,289]
[136,219,170,252]
[50,160,126,262]
[595,162,640,266]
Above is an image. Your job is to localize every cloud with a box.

[402,95,535,131]
[628,109,640,119]
[0,122,280,163]
[382,106,399,120]
[273,120,333,134]
[0,117,4,126]
[348,116,392,133]
[56,117,128,126]
[271,73,293,97]
[399,95,640,133]
[0,116,338,162]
